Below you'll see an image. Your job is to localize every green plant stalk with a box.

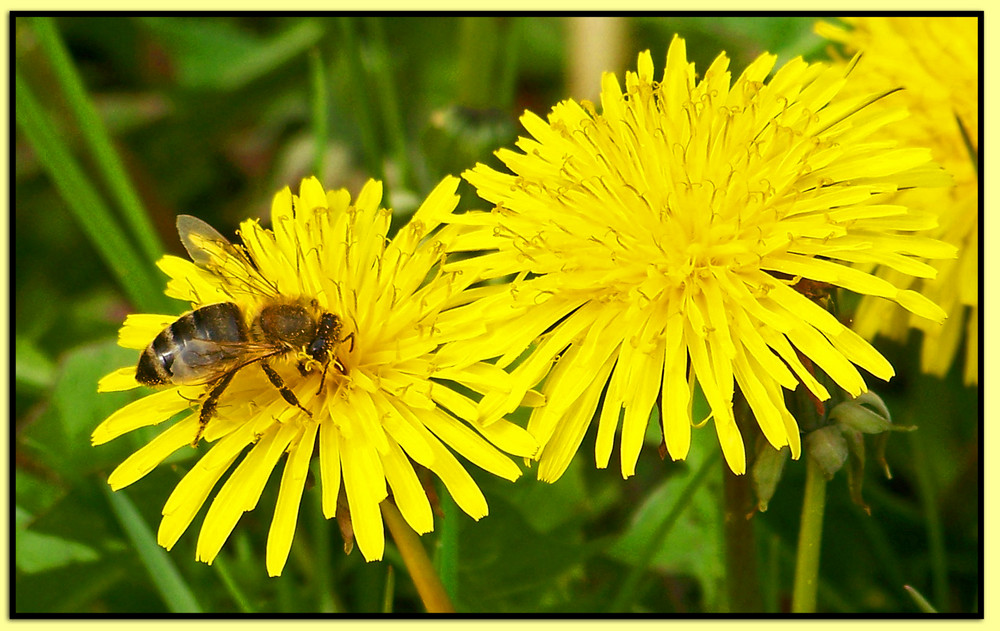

[435,483,459,601]
[363,17,418,194]
[496,20,519,110]
[309,489,341,613]
[31,16,165,265]
[16,69,169,313]
[609,449,719,613]
[101,485,202,613]
[457,17,500,110]
[381,564,396,613]
[381,500,455,613]
[791,454,827,613]
[336,18,384,186]
[309,48,328,180]
[723,464,762,612]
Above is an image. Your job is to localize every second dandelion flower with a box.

[443,34,958,481]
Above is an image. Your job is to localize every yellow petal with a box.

[415,407,522,482]
[98,367,141,392]
[318,418,342,520]
[661,314,692,462]
[266,422,318,577]
[340,431,386,562]
[117,314,177,350]
[158,435,248,550]
[537,351,617,482]
[196,423,297,565]
[381,437,434,535]
[107,414,199,490]
[92,388,194,445]
[619,335,664,478]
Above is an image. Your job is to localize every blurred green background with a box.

[13,16,979,614]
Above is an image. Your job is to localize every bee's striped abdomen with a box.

[135,302,247,385]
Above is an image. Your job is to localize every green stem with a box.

[381,500,455,613]
[457,17,500,110]
[31,16,165,265]
[435,482,459,602]
[792,454,827,613]
[310,487,341,612]
[723,465,761,612]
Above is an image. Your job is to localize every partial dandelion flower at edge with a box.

[440,35,957,481]
[92,176,537,576]
[817,16,979,385]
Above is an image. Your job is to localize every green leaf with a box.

[15,507,101,574]
[20,340,143,478]
[15,335,56,391]
[605,430,724,611]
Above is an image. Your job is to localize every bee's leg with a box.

[192,370,239,446]
[342,332,356,352]
[260,359,313,417]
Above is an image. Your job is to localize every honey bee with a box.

[135,215,354,445]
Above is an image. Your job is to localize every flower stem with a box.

[381,501,455,613]
[723,464,761,612]
[792,454,827,613]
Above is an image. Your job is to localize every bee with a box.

[135,215,354,445]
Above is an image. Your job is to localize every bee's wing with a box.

[171,338,278,384]
[176,215,280,298]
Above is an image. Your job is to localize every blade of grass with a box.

[212,554,256,613]
[309,48,328,180]
[435,483,459,603]
[362,17,418,195]
[101,485,202,613]
[336,17,384,185]
[903,584,938,613]
[16,69,169,313]
[909,430,949,611]
[31,16,165,266]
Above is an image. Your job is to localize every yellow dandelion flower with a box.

[93,176,536,576]
[443,36,956,480]
[816,17,979,385]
